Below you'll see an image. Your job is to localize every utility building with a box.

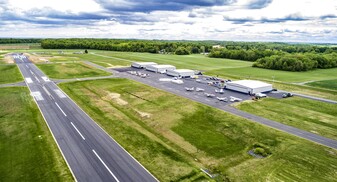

[145,64,176,73]
[131,62,157,68]
[166,69,195,78]
[226,80,273,94]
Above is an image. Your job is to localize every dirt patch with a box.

[135,109,151,118]
[3,54,14,64]
[24,53,46,63]
[102,92,128,105]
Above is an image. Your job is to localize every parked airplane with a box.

[185,87,194,91]
[204,93,215,97]
[196,87,204,92]
[230,96,242,102]
[217,97,228,102]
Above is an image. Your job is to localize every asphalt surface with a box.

[0,81,26,87]
[116,67,337,150]
[13,55,158,182]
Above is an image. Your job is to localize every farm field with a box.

[36,62,111,79]
[236,97,337,141]
[59,78,337,182]
[0,65,23,84]
[0,87,73,181]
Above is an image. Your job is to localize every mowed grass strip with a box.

[0,65,23,84]
[236,97,337,140]
[60,78,337,181]
[36,62,111,79]
[0,87,73,181]
[307,79,337,91]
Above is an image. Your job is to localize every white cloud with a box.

[1,0,337,43]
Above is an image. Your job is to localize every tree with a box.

[175,47,190,55]
[84,49,88,54]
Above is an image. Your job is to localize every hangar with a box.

[145,64,176,73]
[226,80,273,94]
[166,69,195,78]
[131,62,157,68]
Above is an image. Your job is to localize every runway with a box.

[13,54,157,182]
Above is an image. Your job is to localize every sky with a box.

[0,0,337,43]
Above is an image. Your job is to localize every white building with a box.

[226,80,273,94]
[145,64,176,73]
[131,62,157,68]
[166,69,195,78]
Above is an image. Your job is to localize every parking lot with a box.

[116,67,254,106]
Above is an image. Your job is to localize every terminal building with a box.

[131,62,157,68]
[166,69,195,78]
[226,80,273,94]
[145,64,176,73]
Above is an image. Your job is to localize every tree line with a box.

[0,38,41,44]
[252,53,337,71]
[41,39,213,55]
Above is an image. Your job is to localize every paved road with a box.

[0,81,26,87]
[13,54,157,182]
[52,75,116,84]
[291,92,337,104]
[117,69,337,150]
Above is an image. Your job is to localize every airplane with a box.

[196,87,204,92]
[215,89,224,94]
[185,87,194,91]
[230,96,242,102]
[217,97,228,102]
[204,93,215,97]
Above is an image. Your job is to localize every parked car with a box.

[282,92,293,98]
[255,93,267,98]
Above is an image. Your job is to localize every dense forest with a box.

[2,38,337,72]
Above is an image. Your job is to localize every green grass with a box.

[59,78,337,181]
[0,65,23,84]
[36,62,111,79]
[236,97,337,141]
[0,87,73,181]
[208,66,337,83]
[307,79,337,91]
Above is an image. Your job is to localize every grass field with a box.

[36,62,111,79]
[307,79,337,91]
[59,78,337,181]
[0,65,23,84]
[0,87,73,181]
[236,97,337,141]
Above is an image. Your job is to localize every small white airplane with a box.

[230,96,242,102]
[185,87,194,91]
[196,87,204,92]
[204,93,215,97]
[217,97,228,102]
[215,89,224,94]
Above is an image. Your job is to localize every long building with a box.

[145,64,176,73]
[226,80,273,94]
[131,62,157,68]
[166,69,195,78]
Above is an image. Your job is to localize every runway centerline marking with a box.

[92,149,120,182]
[70,122,85,140]
[55,102,67,116]
[25,65,28,68]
